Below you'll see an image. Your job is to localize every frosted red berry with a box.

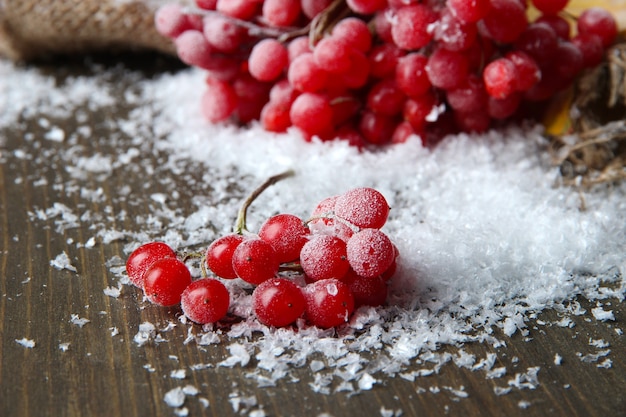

[488,93,522,119]
[403,92,438,132]
[369,43,404,79]
[206,234,245,279]
[577,7,618,48]
[366,78,406,116]
[358,111,396,145]
[201,78,238,122]
[301,0,334,19]
[448,0,491,23]
[339,49,370,89]
[446,74,488,114]
[454,109,491,133]
[261,101,292,132]
[174,30,215,69]
[531,0,568,15]
[203,13,247,54]
[535,14,570,40]
[196,0,217,10]
[343,269,388,307]
[391,5,438,51]
[505,51,540,92]
[253,278,306,327]
[346,228,395,278]
[126,242,177,288]
[262,0,302,27]
[313,37,353,74]
[288,53,328,92]
[249,39,289,82]
[125,172,399,329]
[258,213,310,263]
[300,235,350,282]
[514,22,558,66]
[216,0,259,20]
[232,238,280,285]
[181,279,230,324]
[304,279,355,328]
[480,0,528,44]
[289,92,334,137]
[572,33,605,68]
[483,58,518,99]
[334,187,390,229]
[332,17,373,53]
[143,258,193,306]
[391,121,416,144]
[434,8,478,52]
[155,4,192,38]
[311,195,338,219]
[552,41,584,82]
[346,0,387,15]
[426,48,470,91]
[395,53,431,98]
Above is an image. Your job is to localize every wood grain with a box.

[0,54,624,417]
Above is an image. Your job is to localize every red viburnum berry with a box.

[304,279,355,328]
[181,279,230,324]
[143,258,192,306]
[126,242,176,288]
[253,278,306,327]
[334,187,390,229]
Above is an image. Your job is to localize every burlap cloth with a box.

[0,0,185,60]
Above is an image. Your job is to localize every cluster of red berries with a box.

[155,0,617,146]
[125,175,397,329]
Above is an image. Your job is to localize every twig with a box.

[234,170,295,234]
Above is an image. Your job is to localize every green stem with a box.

[308,0,350,47]
[234,169,295,235]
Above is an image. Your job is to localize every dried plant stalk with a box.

[552,44,626,188]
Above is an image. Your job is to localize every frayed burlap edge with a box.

[0,0,176,61]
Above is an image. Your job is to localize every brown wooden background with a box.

[1,54,624,417]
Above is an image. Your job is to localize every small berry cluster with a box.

[155,0,617,146]
[125,171,398,329]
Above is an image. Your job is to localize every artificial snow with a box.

[103,283,122,298]
[50,252,78,272]
[134,322,157,346]
[219,343,251,367]
[15,338,36,348]
[69,314,90,328]
[164,387,186,408]
[591,306,615,321]
[2,56,625,407]
[170,369,187,379]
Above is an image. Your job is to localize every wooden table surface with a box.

[1,54,625,417]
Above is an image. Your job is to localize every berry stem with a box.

[278,262,304,273]
[305,213,360,232]
[182,251,210,278]
[309,0,351,46]
[234,169,295,234]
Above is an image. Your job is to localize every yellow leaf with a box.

[542,88,574,136]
